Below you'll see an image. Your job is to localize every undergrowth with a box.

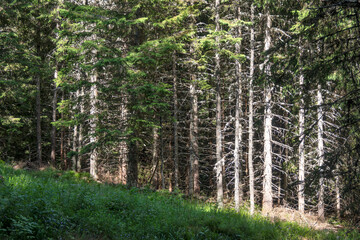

[0,162,358,239]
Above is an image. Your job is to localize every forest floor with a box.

[268,207,344,231]
[0,162,359,240]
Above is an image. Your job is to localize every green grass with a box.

[0,162,358,240]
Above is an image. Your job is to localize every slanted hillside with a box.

[0,163,358,240]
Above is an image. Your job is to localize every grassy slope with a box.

[0,163,358,240]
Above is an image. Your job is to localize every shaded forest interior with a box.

[1,0,360,226]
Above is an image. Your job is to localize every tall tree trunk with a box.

[234,3,243,212]
[119,139,128,184]
[335,164,341,218]
[282,148,289,204]
[317,84,325,220]
[189,79,199,195]
[160,117,165,189]
[51,76,58,167]
[262,9,273,215]
[127,138,138,187]
[215,0,223,209]
[89,73,98,180]
[298,64,305,213]
[67,126,71,169]
[173,52,179,190]
[118,41,129,184]
[77,87,85,172]
[36,75,42,165]
[151,126,159,187]
[193,115,200,196]
[72,124,78,171]
[248,3,256,215]
[51,0,61,167]
[60,91,65,168]
[72,90,79,171]
[189,0,199,196]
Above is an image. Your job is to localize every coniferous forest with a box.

[1,0,360,232]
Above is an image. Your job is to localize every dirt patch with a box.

[12,161,55,171]
[268,207,343,231]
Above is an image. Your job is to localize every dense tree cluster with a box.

[1,0,359,223]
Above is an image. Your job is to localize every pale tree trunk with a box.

[248,3,256,215]
[118,41,129,184]
[189,0,199,196]
[118,138,128,184]
[215,0,223,209]
[72,125,78,171]
[67,127,71,169]
[72,90,79,171]
[262,9,273,215]
[89,73,98,180]
[189,80,198,195]
[60,91,65,168]
[234,4,243,212]
[335,164,341,218]
[298,66,305,213]
[151,126,159,187]
[317,84,325,220]
[36,74,42,165]
[193,114,200,195]
[173,52,179,189]
[51,73,58,167]
[160,117,165,189]
[51,1,61,167]
[87,0,98,179]
[77,87,85,171]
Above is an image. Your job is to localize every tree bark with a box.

[317,84,325,220]
[72,128,78,170]
[215,0,223,209]
[72,90,79,171]
[118,46,129,184]
[189,79,199,195]
[72,124,78,171]
[160,117,165,189]
[189,0,199,196]
[262,9,273,215]
[60,91,65,168]
[234,3,243,212]
[298,65,305,213]
[77,87,84,172]
[36,75,42,165]
[335,164,341,218]
[89,73,98,180]
[118,139,128,184]
[173,51,179,190]
[51,76,58,167]
[248,3,256,215]
[151,126,159,187]
[127,139,138,187]
[51,0,61,167]
[172,51,179,189]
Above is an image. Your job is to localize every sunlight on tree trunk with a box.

[248,3,256,216]
[298,61,305,213]
[234,3,243,212]
[317,84,325,221]
[262,9,273,216]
